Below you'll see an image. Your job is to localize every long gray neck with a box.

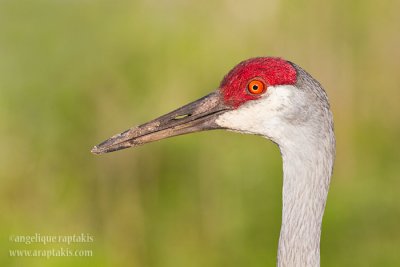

[276,127,335,267]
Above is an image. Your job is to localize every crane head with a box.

[91,57,329,154]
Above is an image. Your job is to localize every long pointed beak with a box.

[91,90,230,154]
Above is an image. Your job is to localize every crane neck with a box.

[276,130,335,267]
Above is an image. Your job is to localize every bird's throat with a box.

[277,136,334,267]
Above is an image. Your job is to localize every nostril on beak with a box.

[173,114,191,120]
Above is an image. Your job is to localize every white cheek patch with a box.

[216,85,296,137]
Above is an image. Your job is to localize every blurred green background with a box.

[1,0,399,266]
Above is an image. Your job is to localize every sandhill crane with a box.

[91,57,335,267]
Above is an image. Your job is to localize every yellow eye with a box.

[247,80,265,94]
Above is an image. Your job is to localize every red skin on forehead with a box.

[220,57,297,108]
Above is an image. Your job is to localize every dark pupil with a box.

[252,85,258,90]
